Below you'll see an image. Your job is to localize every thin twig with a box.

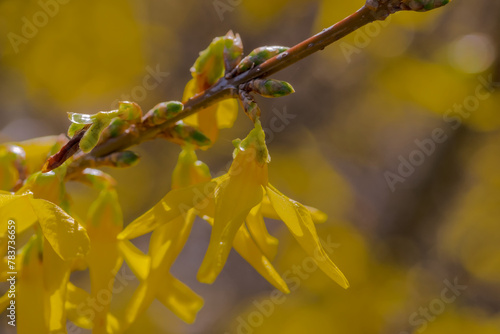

[70,0,451,168]
[84,5,377,160]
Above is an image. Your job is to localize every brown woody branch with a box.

[69,0,451,168]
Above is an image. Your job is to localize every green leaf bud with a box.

[233,46,289,76]
[143,101,184,126]
[117,101,143,122]
[247,79,295,98]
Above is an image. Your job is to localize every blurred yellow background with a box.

[1,0,500,333]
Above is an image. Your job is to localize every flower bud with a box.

[234,46,289,75]
[402,0,450,11]
[104,151,140,168]
[117,101,142,122]
[224,30,243,72]
[247,79,295,98]
[238,90,261,122]
[101,118,128,139]
[143,101,184,126]
[170,121,211,147]
[172,148,211,189]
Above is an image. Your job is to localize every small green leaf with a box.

[235,46,289,75]
[67,123,86,138]
[67,112,94,125]
[79,118,111,153]
[192,37,226,86]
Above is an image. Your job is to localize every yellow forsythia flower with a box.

[119,121,348,302]
[118,147,210,326]
[197,121,349,289]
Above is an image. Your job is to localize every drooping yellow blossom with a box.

[0,137,89,333]
[182,35,239,144]
[0,192,90,333]
[0,192,90,261]
[119,121,348,299]
[196,123,270,284]
[119,148,210,326]
[64,168,150,333]
[16,235,46,334]
[0,137,65,192]
[198,121,349,289]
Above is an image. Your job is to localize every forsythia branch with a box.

[63,0,451,172]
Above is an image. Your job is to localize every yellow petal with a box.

[117,240,150,281]
[201,214,288,293]
[234,223,289,293]
[216,98,239,129]
[87,242,122,332]
[198,130,269,283]
[82,188,124,332]
[43,239,71,333]
[87,189,123,234]
[118,181,216,240]
[266,184,349,289]
[30,198,90,261]
[197,104,220,144]
[171,148,211,189]
[246,204,279,261]
[121,210,197,329]
[181,79,199,127]
[122,281,154,329]
[156,274,204,324]
[17,135,65,175]
[87,253,123,333]
[305,205,328,223]
[106,313,121,334]
[261,194,327,224]
[197,173,264,284]
[182,78,198,107]
[66,284,124,333]
[0,194,38,239]
[17,236,47,333]
[149,209,196,270]
[16,171,66,206]
[66,282,92,329]
[0,146,20,191]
